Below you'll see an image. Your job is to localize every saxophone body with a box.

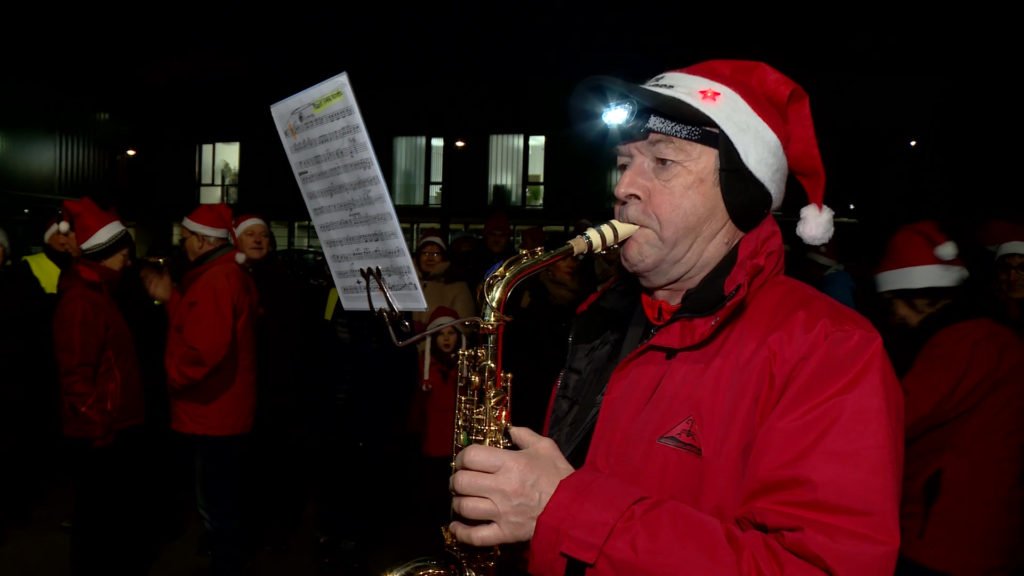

[385,220,638,576]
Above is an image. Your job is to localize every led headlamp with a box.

[601,100,718,149]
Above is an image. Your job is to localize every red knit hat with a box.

[875,220,969,292]
[422,305,465,386]
[182,203,233,238]
[587,60,832,245]
[61,197,127,254]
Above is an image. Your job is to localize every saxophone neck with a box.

[479,244,574,326]
[478,219,639,325]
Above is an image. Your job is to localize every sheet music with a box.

[270,72,426,312]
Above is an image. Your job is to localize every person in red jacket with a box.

[409,305,467,528]
[142,202,260,576]
[875,220,1024,575]
[54,196,149,575]
[447,60,904,575]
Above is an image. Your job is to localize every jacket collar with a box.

[181,245,237,288]
[648,216,786,349]
[75,258,121,284]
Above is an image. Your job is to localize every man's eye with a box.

[655,157,674,167]
[616,161,630,173]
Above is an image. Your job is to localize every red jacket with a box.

[412,349,458,458]
[164,247,259,435]
[899,316,1024,574]
[53,260,144,443]
[531,218,904,575]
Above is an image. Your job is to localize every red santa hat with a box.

[61,196,128,255]
[585,60,832,245]
[182,203,234,239]
[233,214,268,238]
[978,219,1024,259]
[875,220,970,292]
[421,305,466,387]
[43,213,71,243]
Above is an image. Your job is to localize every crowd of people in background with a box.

[0,198,1022,574]
[0,151,1023,575]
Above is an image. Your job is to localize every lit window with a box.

[527,136,545,207]
[196,142,240,204]
[392,136,444,206]
[488,134,545,208]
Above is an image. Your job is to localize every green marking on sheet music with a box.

[313,90,344,113]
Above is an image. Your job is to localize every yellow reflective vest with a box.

[22,252,61,294]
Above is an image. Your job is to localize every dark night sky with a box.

[3,6,1020,241]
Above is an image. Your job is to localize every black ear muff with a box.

[718,133,771,232]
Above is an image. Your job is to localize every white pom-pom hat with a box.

[583,60,833,245]
[875,220,969,292]
[43,215,71,244]
[232,214,269,264]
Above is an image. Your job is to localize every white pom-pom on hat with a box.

[44,218,71,243]
[796,203,835,246]
[932,240,958,261]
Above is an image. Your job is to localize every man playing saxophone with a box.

[448,60,904,575]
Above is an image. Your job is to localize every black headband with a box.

[642,113,719,149]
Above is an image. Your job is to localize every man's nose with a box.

[614,167,646,203]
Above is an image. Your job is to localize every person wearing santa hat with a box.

[141,202,259,575]
[51,196,150,574]
[233,213,272,263]
[20,210,81,296]
[981,219,1024,334]
[873,220,1024,575]
[447,60,904,575]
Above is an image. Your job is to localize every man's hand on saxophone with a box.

[448,426,574,547]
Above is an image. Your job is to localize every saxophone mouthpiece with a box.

[569,219,639,256]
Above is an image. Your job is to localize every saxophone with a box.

[381,220,639,576]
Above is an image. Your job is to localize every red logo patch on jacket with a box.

[658,415,702,456]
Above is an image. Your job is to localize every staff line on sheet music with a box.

[298,158,373,184]
[296,139,370,169]
[318,212,390,232]
[290,124,364,153]
[322,230,401,248]
[287,106,355,137]
[303,176,382,201]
